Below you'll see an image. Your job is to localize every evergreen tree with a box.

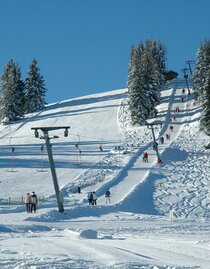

[0,60,25,123]
[194,40,210,103]
[128,44,150,125]
[145,39,166,86]
[25,59,47,113]
[127,39,166,125]
[144,41,161,108]
[156,41,166,85]
[194,45,207,103]
[128,46,142,125]
[200,68,210,135]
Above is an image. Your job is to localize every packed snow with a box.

[0,78,210,269]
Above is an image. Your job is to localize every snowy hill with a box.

[0,78,210,269]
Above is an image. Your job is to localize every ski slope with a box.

[0,78,210,268]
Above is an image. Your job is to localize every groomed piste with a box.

[0,78,210,268]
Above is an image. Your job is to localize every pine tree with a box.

[200,68,210,135]
[128,44,150,125]
[0,60,25,123]
[144,41,161,108]
[128,46,142,125]
[127,39,166,125]
[25,59,47,113]
[194,40,210,103]
[194,45,207,103]
[145,39,166,86]
[156,41,166,86]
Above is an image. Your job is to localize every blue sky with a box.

[0,0,210,103]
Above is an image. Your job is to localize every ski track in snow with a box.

[50,77,210,222]
[0,79,210,268]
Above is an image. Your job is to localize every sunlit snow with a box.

[0,78,209,268]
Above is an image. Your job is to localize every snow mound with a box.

[79,229,98,239]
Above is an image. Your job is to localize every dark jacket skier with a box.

[30,191,38,213]
[88,192,93,205]
[92,191,97,205]
[105,189,111,203]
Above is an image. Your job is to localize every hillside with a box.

[0,78,210,269]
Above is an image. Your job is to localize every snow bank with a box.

[79,229,98,239]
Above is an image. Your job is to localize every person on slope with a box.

[105,189,111,203]
[92,191,97,205]
[143,152,148,162]
[30,191,38,213]
[88,192,93,205]
[166,133,170,140]
[24,193,31,213]
[160,136,164,144]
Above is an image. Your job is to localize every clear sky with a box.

[0,0,210,103]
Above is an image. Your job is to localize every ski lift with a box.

[34,130,39,138]
[7,137,17,172]
[64,128,69,137]
[37,145,47,172]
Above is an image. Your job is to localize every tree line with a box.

[193,40,210,135]
[127,39,166,125]
[0,59,47,124]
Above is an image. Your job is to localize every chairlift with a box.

[7,138,17,172]
[37,145,47,172]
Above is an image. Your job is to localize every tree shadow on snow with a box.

[161,147,189,162]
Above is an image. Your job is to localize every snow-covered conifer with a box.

[0,60,25,122]
[128,44,150,125]
[200,68,210,135]
[127,39,166,125]
[25,59,47,113]
[194,40,210,103]
[194,45,207,103]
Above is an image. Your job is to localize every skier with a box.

[143,152,148,162]
[170,125,174,131]
[30,191,38,213]
[92,191,97,205]
[105,189,111,203]
[160,136,164,144]
[87,192,93,205]
[166,133,170,140]
[24,193,31,213]
[175,106,180,113]
[182,88,185,94]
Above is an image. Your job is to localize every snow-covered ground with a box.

[0,78,210,268]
